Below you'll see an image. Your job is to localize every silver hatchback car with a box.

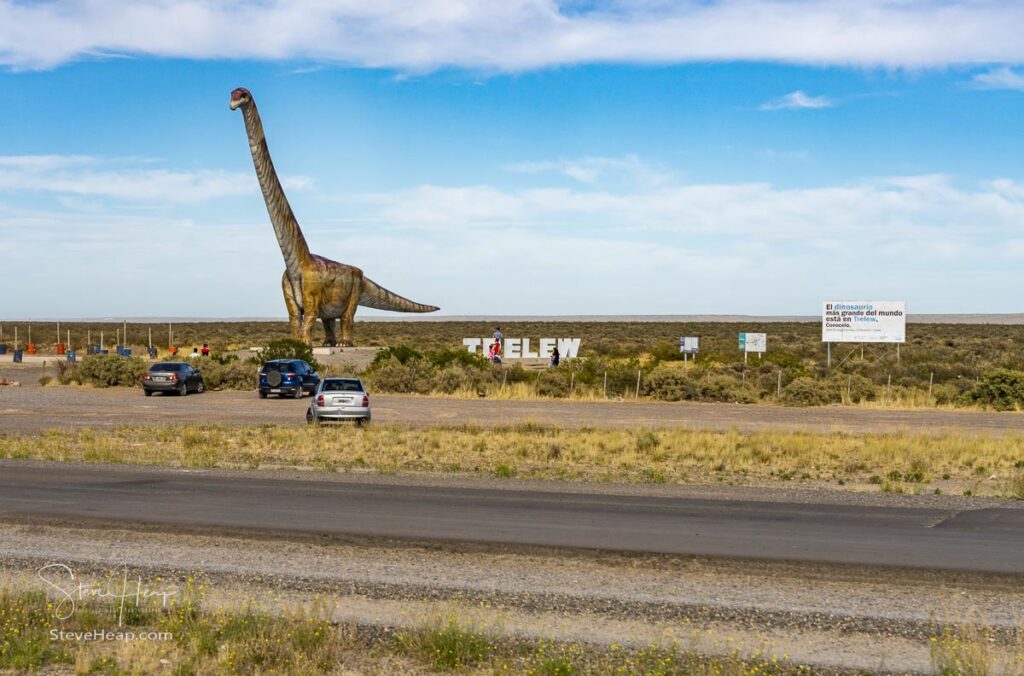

[307,377,371,425]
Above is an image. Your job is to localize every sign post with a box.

[739,332,767,364]
[679,337,699,362]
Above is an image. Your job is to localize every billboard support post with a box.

[777,371,782,399]
[827,342,831,369]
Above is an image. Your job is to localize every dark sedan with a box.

[143,362,205,396]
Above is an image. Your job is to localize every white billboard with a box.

[679,337,699,354]
[822,301,906,343]
[738,332,766,353]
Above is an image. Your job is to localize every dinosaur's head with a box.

[229,87,252,111]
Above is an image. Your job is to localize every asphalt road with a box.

[2,462,1022,573]
[4,376,1024,434]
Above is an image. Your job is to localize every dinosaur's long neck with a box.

[241,102,312,280]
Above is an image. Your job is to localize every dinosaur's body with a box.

[231,87,438,346]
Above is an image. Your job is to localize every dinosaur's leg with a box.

[282,272,302,340]
[338,285,360,347]
[322,318,338,347]
[300,288,321,346]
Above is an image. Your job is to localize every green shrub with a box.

[782,377,839,407]
[962,369,1024,411]
[427,348,489,370]
[697,375,757,403]
[78,355,147,388]
[370,345,423,367]
[433,365,487,394]
[55,360,81,385]
[191,357,257,390]
[365,357,434,394]
[250,339,322,372]
[535,369,571,397]
[644,364,697,401]
[838,373,876,403]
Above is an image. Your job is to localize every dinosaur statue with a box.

[230,86,439,346]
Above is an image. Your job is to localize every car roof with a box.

[265,359,302,364]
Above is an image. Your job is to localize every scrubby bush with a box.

[55,360,81,385]
[962,369,1024,411]
[535,368,571,397]
[78,355,147,387]
[370,345,423,367]
[365,357,434,394]
[782,377,838,407]
[644,364,697,401]
[697,375,757,404]
[433,365,489,394]
[834,373,876,403]
[191,356,257,390]
[250,339,322,372]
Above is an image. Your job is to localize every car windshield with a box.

[262,362,297,373]
[151,363,182,371]
[322,379,362,392]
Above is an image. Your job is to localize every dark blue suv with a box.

[258,359,321,399]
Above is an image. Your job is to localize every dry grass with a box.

[0,579,831,675]
[4,423,1024,496]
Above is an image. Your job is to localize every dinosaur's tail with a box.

[359,277,440,313]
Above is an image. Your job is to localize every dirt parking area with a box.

[2,363,1024,435]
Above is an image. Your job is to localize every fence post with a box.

[777,371,782,399]
[603,371,607,398]
[928,372,934,399]
[570,370,575,394]
[886,374,892,402]
[635,368,641,398]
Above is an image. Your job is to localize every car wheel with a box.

[196,381,205,394]
[144,389,152,397]
[259,391,267,399]
[306,408,319,425]
[179,382,188,396]
[294,386,303,399]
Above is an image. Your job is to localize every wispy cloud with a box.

[760,90,834,111]
[504,155,671,186]
[971,66,1024,91]
[5,170,1024,316]
[2,1,1024,71]
[0,155,308,203]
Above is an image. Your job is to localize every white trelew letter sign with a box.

[461,337,582,359]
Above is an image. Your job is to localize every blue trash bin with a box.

[67,350,76,364]
[121,349,132,357]
[99,349,109,355]
[0,344,6,355]
[12,349,22,363]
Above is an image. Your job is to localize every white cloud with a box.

[505,155,672,186]
[0,155,308,203]
[760,90,834,111]
[2,1,1024,71]
[5,166,1024,316]
[346,173,1024,242]
[971,66,1024,91]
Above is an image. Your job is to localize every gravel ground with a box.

[3,365,1024,435]
[2,521,1022,674]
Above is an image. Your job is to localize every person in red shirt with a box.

[200,343,210,357]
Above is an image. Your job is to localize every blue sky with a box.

[1,1,1023,318]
